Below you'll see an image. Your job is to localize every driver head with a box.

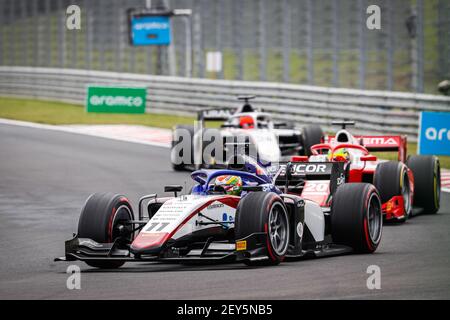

[214,175,243,196]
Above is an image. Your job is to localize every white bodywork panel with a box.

[222,128,281,163]
[304,199,325,242]
[244,129,281,163]
[141,195,236,240]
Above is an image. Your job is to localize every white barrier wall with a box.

[1,66,449,141]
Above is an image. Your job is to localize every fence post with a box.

[85,0,93,70]
[9,0,16,65]
[71,0,78,69]
[58,0,66,68]
[386,0,394,91]
[166,0,177,76]
[20,0,27,66]
[232,0,243,80]
[257,0,266,81]
[358,0,366,89]
[282,0,291,83]
[416,0,424,93]
[44,0,51,67]
[0,0,3,66]
[332,0,340,87]
[215,0,224,79]
[306,0,314,85]
[115,0,123,72]
[193,2,204,78]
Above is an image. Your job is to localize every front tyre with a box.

[301,125,324,156]
[235,192,290,266]
[406,155,441,214]
[331,183,383,253]
[78,193,134,269]
[374,161,412,221]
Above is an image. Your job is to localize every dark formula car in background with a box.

[171,96,323,171]
[55,154,382,269]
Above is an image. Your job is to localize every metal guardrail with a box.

[0,66,449,141]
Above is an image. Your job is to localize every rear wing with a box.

[274,162,346,195]
[197,108,235,122]
[326,135,407,163]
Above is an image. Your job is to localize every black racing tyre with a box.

[78,193,134,269]
[235,192,290,266]
[374,161,412,221]
[301,125,324,156]
[171,125,194,171]
[406,155,441,214]
[331,183,382,253]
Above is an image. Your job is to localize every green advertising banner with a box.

[86,86,147,113]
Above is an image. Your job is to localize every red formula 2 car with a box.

[279,121,441,222]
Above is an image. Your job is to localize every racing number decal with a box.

[301,181,330,205]
[303,182,329,193]
[144,222,170,232]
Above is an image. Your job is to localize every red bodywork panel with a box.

[294,133,414,220]
[301,180,330,207]
[383,195,406,220]
[326,135,408,163]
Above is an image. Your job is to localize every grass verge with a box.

[372,144,450,170]
[0,97,195,129]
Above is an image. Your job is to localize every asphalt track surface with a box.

[0,123,449,300]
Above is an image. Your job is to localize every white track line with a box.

[0,118,171,148]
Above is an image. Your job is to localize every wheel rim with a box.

[367,193,382,243]
[268,202,289,256]
[401,171,411,216]
[111,205,133,243]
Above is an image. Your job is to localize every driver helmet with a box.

[239,116,255,129]
[214,175,243,196]
[328,148,350,162]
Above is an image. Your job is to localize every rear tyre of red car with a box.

[406,155,441,214]
[301,125,324,156]
[374,161,412,221]
[235,192,290,266]
[78,193,134,269]
[331,183,382,253]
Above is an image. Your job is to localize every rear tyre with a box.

[374,161,411,221]
[406,155,441,214]
[78,193,134,269]
[171,125,194,171]
[301,125,324,156]
[235,192,290,266]
[331,183,382,253]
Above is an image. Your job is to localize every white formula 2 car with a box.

[171,96,323,171]
[55,154,383,269]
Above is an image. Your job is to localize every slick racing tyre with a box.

[78,193,134,269]
[331,183,382,253]
[374,161,412,221]
[235,192,290,266]
[301,125,324,156]
[406,155,441,214]
[171,125,194,171]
